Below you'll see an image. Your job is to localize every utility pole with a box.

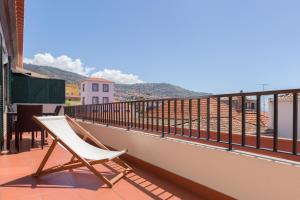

[257,83,269,112]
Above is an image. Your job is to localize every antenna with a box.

[257,83,269,92]
[257,83,269,112]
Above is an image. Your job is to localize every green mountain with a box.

[24,63,209,100]
[114,83,209,100]
[24,64,86,83]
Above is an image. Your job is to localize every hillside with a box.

[24,64,86,83]
[24,64,209,100]
[115,83,208,100]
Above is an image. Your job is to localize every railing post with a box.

[123,102,126,127]
[90,105,92,122]
[82,106,84,121]
[256,95,261,149]
[197,98,201,138]
[161,100,165,137]
[293,92,298,155]
[228,96,233,151]
[134,102,137,128]
[120,102,122,127]
[241,95,246,146]
[146,101,149,130]
[110,103,113,125]
[206,97,210,140]
[123,102,125,126]
[93,105,95,124]
[156,100,159,132]
[138,102,141,129]
[100,104,103,123]
[98,104,101,123]
[181,99,184,136]
[142,101,145,130]
[174,99,177,135]
[114,103,117,126]
[189,99,192,137]
[168,100,171,134]
[131,101,133,128]
[273,94,278,152]
[217,97,221,142]
[151,101,154,131]
[127,102,130,130]
[118,103,121,127]
[105,104,108,125]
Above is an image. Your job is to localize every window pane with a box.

[92,83,99,92]
[103,97,109,103]
[92,97,99,104]
[103,84,109,92]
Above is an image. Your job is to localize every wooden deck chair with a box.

[32,115,132,188]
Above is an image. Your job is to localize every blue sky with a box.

[24,0,300,94]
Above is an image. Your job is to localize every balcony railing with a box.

[64,88,300,158]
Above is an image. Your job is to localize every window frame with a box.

[92,96,99,104]
[103,84,109,92]
[103,97,109,104]
[92,83,99,92]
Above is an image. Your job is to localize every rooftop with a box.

[82,77,114,84]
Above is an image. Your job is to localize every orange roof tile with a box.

[148,98,269,134]
[82,77,114,83]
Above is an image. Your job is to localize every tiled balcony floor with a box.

[0,135,201,200]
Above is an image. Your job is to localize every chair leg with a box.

[41,130,44,149]
[31,131,35,147]
[33,139,58,177]
[7,136,10,151]
[7,126,11,151]
[15,131,19,152]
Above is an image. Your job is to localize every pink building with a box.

[80,78,114,105]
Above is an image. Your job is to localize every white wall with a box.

[268,100,300,139]
[79,121,300,200]
[80,81,114,105]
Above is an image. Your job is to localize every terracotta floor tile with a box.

[1,135,202,200]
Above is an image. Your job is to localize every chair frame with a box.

[15,105,44,151]
[32,115,132,188]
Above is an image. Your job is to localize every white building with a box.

[80,78,114,105]
[268,94,300,139]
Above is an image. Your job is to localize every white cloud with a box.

[91,69,144,84]
[23,53,94,76]
[24,53,144,84]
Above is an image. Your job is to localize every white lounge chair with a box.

[32,115,132,187]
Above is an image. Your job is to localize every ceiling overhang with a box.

[0,0,24,68]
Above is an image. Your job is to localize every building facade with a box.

[268,94,300,139]
[0,0,25,151]
[80,78,114,105]
[0,0,65,151]
[65,83,81,105]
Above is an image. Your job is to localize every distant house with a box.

[151,98,269,134]
[222,96,257,112]
[268,94,300,139]
[65,83,81,104]
[80,78,114,105]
